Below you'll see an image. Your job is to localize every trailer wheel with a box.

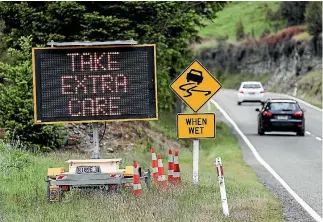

[47,185,61,202]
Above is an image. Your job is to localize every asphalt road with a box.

[213,89,322,221]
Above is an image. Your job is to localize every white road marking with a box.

[315,137,322,141]
[211,100,323,222]
[305,131,311,135]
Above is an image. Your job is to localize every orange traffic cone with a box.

[168,149,174,184]
[133,161,142,197]
[173,151,182,185]
[151,147,158,183]
[157,153,167,188]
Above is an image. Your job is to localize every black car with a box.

[255,99,305,136]
[186,69,203,84]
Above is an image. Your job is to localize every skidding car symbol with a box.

[186,69,203,85]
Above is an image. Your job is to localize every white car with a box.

[237,81,267,105]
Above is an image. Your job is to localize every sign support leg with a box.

[193,139,199,186]
[92,122,100,159]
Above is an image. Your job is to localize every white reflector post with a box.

[216,157,229,216]
[193,139,199,186]
[207,101,211,111]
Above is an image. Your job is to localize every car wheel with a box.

[258,124,264,135]
[237,102,242,105]
[296,130,305,136]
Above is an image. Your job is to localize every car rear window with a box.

[266,102,299,111]
[242,83,261,89]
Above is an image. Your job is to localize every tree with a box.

[0,2,226,111]
[305,1,322,56]
[0,2,227,150]
[236,20,245,40]
[305,1,322,36]
[280,2,308,26]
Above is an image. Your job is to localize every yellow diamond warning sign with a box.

[170,59,222,112]
[177,113,215,139]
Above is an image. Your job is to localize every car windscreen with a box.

[266,102,299,111]
[189,70,202,76]
[242,83,261,89]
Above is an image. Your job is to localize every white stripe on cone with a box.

[168,170,173,175]
[133,183,142,190]
[134,167,139,175]
[152,167,158,173]
[173,172,180,177]
[158,175,166,181]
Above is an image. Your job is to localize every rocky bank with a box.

[197,27,322,103]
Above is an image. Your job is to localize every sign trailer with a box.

[32,41,158,158]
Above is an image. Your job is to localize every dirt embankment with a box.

[196,27,322,104]
[62,121,182,154]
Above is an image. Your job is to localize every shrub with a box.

[261,26,305,47]
[280,1,308,26]
[0,36,66,152]
[235,20,245,41]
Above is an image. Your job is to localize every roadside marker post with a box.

[170,59,222,186]
[216,157,229,216]
[207,101,211,111]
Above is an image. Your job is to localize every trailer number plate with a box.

[76,166,100,174]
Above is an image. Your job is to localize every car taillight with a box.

[239,90,244,93]
[293,111,303,117]
[262,111,272,117]
[260,90,265,93]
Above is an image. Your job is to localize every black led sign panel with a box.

[32,44,157,124]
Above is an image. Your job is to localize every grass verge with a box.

[0,104,283,222]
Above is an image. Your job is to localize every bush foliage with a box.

[0,36,66,151]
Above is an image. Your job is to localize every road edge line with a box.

[273,93,322,112]
[211,100,323,222]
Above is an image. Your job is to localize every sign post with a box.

[170,59,222,185]
[92,122,100,159]
[32,41,158,159]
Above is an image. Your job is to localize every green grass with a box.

[292,31,312,41]
[295,70,322,108]
[0,104,283,222]
[199,2,281,39]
